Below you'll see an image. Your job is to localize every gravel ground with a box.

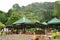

[0,34,39,40]
[0,34,60,40]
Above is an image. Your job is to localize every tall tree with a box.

[12,3,21,11]
[0,11,7,24]
[54,1,60,18]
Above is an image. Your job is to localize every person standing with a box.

[52,29,58,39]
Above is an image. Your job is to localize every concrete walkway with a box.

[0,34,39,40]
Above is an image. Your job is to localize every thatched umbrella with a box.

[48,18,60,24]
[47,17,60,29]
[42,22,47,25]
[13,17,33,33]
[42,22,48,29]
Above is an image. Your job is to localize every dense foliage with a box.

[0,1,60,26]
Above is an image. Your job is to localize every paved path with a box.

[0,34,39,40]
[0,34,60,40]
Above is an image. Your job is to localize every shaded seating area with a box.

[12,17,36,34]
[47,17,60,31]
[5,17,60,35]
[11,17,45,34]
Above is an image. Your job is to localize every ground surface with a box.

[0,34,37,40]
[0,34,60,40]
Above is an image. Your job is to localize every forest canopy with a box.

[0,1,60,25]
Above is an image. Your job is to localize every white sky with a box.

[0,0,57,12]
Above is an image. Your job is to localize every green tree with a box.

[54,1,60,18]
[12,3,21,11]
[0,11,7,24]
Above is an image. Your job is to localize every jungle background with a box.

[0,1,60,28]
